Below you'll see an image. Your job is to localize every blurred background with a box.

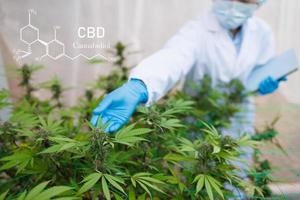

[0,0,300,197]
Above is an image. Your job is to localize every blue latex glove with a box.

[258,76,287,95]
[90,79,148,133]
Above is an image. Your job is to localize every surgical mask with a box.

[257,0,267,6]
[212,0,259,30]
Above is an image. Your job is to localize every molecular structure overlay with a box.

[14,9,113,63]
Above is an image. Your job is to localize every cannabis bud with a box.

[260,160,271,170]
[0,122,16,135]
[221,135,237,150]
[85,89,94,101]
[198,142,214,159]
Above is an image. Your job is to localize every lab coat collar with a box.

[203,9,258,33]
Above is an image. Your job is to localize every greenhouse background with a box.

[0,0,300,198]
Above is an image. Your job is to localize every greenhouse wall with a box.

[0,0,300,195]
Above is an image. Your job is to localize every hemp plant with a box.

[17,64,42,102]
[0,45,284,199]
[249,117,286,199]
[0,89,10,110]
[182,75,248,129]
[40,77,66,108]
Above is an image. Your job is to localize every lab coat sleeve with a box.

[129,20,201,106]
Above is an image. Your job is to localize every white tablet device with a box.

[246,49,299,92]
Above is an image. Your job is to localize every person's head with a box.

[212,0,267,30]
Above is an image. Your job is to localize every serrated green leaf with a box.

[17,191,27,200]
[196,175,205,194]
[53,197,80,200]
[25,181,50,200]
[137,193,146,200]
[0,190,9,200]
[164,153,195,162]
[207,176,224,199]
[102,177,110,200]
[33,186,73,200]
[138,180,165,194]
[49,136,76,143]
[1,150,33,163]
[193,174,201,183]
[160,118,184,130]
[39,144,63,154]
[114,124,150,146]
[129,186,136,200]
[131,178,137,188]
[136,181,151,197]
[205,177,214,200]
[113,193,123,200]
[132,172,151,178]
[78,173,102,194]
[59,143,76,152]
[104,174,125,194]
[0,160,18,171]
[138,176,165,185]
[132,173,166,196]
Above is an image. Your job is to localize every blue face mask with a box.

[212,0,258,30]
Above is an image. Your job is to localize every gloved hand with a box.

[258,76,287,95]
[90,79,148,133]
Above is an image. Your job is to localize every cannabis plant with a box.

[0,43,282,199]
[180,75,248,129]
[249,117,286,199]
[17,64,42,102]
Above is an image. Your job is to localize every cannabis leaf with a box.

[114,124,151,146]
[162,99,194,117]
[193,175,224,200]
[160,118,184,130]
[0,190,9,200]
[78,173,102,194]
[10,111,39,130]
[0,149,33,173]
[131,172,166,197]
[38,115,65,135]
[39,136,88,154]
[78,172,126,199]
[0,89,10,109]
[14,181,74,200]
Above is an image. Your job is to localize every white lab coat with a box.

[130,9,275,139]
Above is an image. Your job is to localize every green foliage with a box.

[17,64,42,101]
[0,89,10,110]
[90,42,130,94]
[130,173,166,197]
[249,117,286,199]
[11,181,75,200]
[182,75,248,129]
[40,77,67,108]
[114,124,151,146]
[0,42,281,199]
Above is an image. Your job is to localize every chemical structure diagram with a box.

[14,9,113,63]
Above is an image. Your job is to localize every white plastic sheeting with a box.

[1,0,300,183]
[0,0,299,104]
